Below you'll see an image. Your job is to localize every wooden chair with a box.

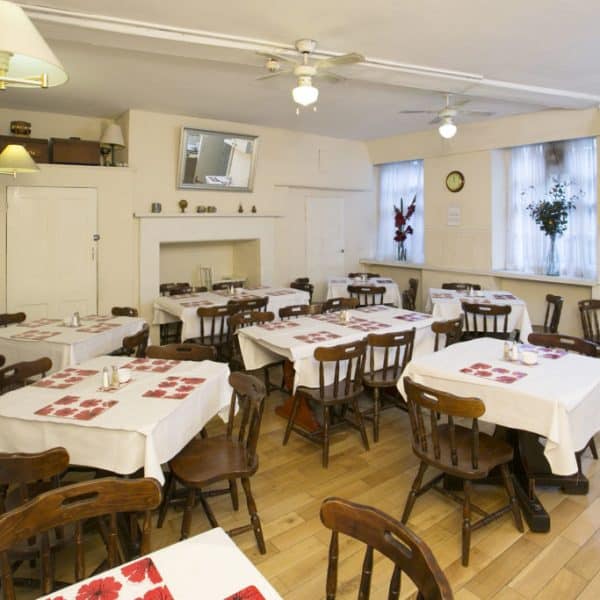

[461,302,512,340]
[159,321,183,345]
[279,303,323,319]
[401,289,415,311]
[347,285,386,307]
[0,313,26,327]
[290,278,314,303]
[0,477,161,599]
[160,281,193,295]
[0,356,4,369]
[0,357,52,395]
[532,294,563,334]
[579,299,600,343]
[157,372,267,553]
[184,304,237,360]
[363,329,415,442]
[432,317,463,351]
[111,306,138,317]
[401,377,523,566]
[283,339,370,467]
[228,296,268,314]
[442,282,482,291]
[320,497,453,600]
[409,277,419,297]
[322,297,358,313]
[348,272,380,279]
[118,323,149,357]
[212,280,245,291]
[146,343,217,361]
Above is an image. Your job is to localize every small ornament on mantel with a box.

[178,199,188,213]
[251,205,257,213]
[238,203,244,213]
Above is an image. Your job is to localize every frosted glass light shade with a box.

[292,83,319,106]
[101,123,125,148]
[0,144,40,175]
[0,0,67,88]
[438,119,457,139]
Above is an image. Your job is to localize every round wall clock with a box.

[445,170,465,193]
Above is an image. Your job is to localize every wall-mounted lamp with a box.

[0,144,40,177]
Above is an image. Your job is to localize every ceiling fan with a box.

[257,39,364,112]
[398,94,494,138]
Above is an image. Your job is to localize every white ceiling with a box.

[3,1,600,139]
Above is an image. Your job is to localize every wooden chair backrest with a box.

[293,277,310,284]
[408,278,419,294]
[225,372,267,466]
[527,333,598,357]
[401,289,415,311]
[461,302,511,337]
[279,303,323,319]
[313,339,366,401]
[0,356,4,369]
[578,299,600,343]
[212,280,245,291]
[432,318,463,351]
[442,282,481,291]
[364,329,415,384]
[347,285,386,307]
[320,497,453,600]
[404,377,485,471]
[0,357,52,394]
[322,297,359,313]
[542,294,563,334]
[197,304,237,344]
[111,306,139,317]
[347,272,380,279]
[160,282,192,295]
[228,296,268,313]
[0,477,161,599]
[228,311,275,334]
[290,281,314,302]
[146,343,217,361]
[0,313,26,327]
[122,323,149,358]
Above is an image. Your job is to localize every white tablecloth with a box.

[0,356,231,484]
[425,288,533,340]
[39,527,282,599]
[239,306,437,389]
[327,277,401,306]
[400,337,600,475]
[153,287,310,341]
[0,316,146,373]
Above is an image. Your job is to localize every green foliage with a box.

[524,178,578,237]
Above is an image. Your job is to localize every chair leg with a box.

[241,477,266,554]
[462,480,472,567]
[181,488,196,540]
[283,394,301,445]
[229,479,239,511]
[157,471,175,528]
[401,462,427,523]
[263,367,271,394]
[500,464,524,532]
[590,437,598,460]
[198,490,219,528]
[323,406,330,468]
[373,387,380,443]
[352,399,370,452]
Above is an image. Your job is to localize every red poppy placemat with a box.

[265,290,295,296]
[257,321,300,331]
[81,315,113,322]
[122,359,180,373]
[45,557,173,600]
[431,292,455,299]
[76,323,120,334]
[343,318,388,332]
[519,343,567,359]
[35,396,118,420]
[15,318,62,328]
[10,330,61,341]
[142,376,206,400]
[310,314,344,324]
[294,331,341,344]
[493,293,517,300]
[394,313,431,322]
[181,300,214,308]
[460,297,492,304]
[459,362,527,384]
[355,305,390,313]
[225,585,266,600]
[33,367,99,390]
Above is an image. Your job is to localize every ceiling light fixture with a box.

[292,76,319,107]
[0,0,68,90]
[0,144,40,177]
[438,117,457,139]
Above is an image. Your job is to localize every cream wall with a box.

[364,108,600,336]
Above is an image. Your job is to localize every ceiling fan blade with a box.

[256,70,291,80]
[315,52,364,69]
[315,71,346,82]
[255,51,298,65]
[429,116,442,125]
[398,110,437,115]
[450,98,471,108]
[460,110,495,117]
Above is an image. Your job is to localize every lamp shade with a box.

[101,123,125,148]
[292,78,319,107]
[0,0,68,88]
[0,144,40,175]
[438,118,457,139]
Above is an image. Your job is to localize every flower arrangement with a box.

[523,178,578,237]
[394,195,416,261]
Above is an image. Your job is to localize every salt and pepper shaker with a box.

[102,367,110,389]
[510,342,519,362]
[503,341,511,361]
[111,365,119,387]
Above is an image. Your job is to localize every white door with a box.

[7,186,98,318]
[305,196,345,301]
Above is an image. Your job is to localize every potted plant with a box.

[394,195,416,261]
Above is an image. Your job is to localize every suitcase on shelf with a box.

[50,137,100,165]
[0,135,49,163]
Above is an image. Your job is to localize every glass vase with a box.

[396,241,407,262]
[544,234,559,276]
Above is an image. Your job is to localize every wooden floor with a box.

[19,388,600,599]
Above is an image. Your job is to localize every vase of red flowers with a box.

[394,195,416,262]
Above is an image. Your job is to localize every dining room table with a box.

[425,287,533,339]
[38,526,282,599]
[327,276,402,306]
[399,336,600,532]
[0,355,231,485]
[153,286,310,342]
[0,314,146,373]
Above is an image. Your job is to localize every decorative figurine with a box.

[178,199,188,213]
[251,205,257,213]
[238,203,244,213]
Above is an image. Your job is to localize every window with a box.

[376,160,424,263]
[496,137,597,279]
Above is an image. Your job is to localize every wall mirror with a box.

[177,127,258,191]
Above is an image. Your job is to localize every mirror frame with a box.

[177,127,259,192]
